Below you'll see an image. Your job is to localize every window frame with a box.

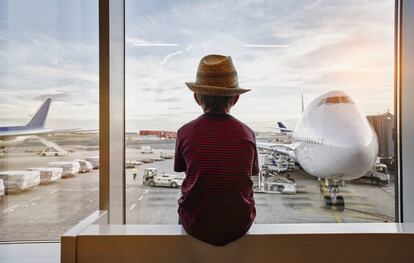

[100,0,408,225]
[397,0,414,222]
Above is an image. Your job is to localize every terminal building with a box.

[139,130,177,139]
[367,112,395,158]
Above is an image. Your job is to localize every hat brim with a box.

[185,82,250,96]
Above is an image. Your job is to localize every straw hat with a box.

[185,54,250,96]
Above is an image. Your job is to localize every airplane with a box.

[0,98,69,155]
[258,91,379,211]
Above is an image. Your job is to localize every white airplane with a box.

[258,91,379,210]
[0,98,69,154]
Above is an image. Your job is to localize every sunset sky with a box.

[0,0,394,131]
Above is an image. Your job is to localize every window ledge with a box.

[61,211,414,263]
[78,222,414,236]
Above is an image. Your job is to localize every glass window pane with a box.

[0,0,99,241]
[125,0,395,224]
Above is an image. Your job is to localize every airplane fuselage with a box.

[292,91,378,181]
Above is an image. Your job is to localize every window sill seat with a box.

[62,211,414,263]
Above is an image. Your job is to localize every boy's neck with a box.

[204,110,229,115]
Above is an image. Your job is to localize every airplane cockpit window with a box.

[317,96,354,106]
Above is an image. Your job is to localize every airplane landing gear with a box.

[321,180,345,211]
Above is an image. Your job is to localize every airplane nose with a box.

[330,127,378,179]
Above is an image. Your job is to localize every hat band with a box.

[196,71,238,88]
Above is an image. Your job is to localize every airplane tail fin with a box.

[277,122,287,129]
[25,98,52,128]
[277,122,293,133]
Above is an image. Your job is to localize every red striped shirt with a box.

[175,112,258,246]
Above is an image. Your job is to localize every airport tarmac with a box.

[0,141,395,241]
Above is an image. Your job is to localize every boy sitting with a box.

[174,54,258,246]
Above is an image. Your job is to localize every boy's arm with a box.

[174,130,186,172]
[252,133,260,176]
[252,146,259,176]
[252,131,260,176]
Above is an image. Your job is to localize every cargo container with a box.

[27,167,63,184]
[85,156,99,169]
[0,171,40,194]
[48,162,80,178]
[0,179,4,197]
[73,159,94,173]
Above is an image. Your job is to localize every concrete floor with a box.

[126,149,395,224]
[0,141,395,242]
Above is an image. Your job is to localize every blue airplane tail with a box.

[277,122,287,129]
[277,121,293,133]
[25,98,52,128]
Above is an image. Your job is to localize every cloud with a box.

[154,97,180,102]
[0,0,395,131]
[0,27,99,123]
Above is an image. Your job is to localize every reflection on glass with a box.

[0,0,99,241]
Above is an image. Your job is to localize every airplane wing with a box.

[257,141,300,161]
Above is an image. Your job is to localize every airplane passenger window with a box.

[124,0,395,225]
[0,0,99,241]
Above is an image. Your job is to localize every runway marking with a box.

[3,205,19,213]
[129,204,137,210]
[138,196,144,201]
[333,212,343,223]
[145,190,149,194]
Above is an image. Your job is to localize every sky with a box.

[0,0,395,131]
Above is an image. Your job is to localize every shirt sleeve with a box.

[174,130,186,172]
[252,132,260,175]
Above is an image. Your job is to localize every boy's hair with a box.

[198,94,234,113]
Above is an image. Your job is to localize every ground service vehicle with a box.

[142,168,183,188]
[140,146,154,154]
[354,163,390,186]
[253,166,297,194]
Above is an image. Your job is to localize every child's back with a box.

[175,112,258,246]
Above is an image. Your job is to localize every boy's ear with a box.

[194,93,202,105]
[232,95,240,106]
